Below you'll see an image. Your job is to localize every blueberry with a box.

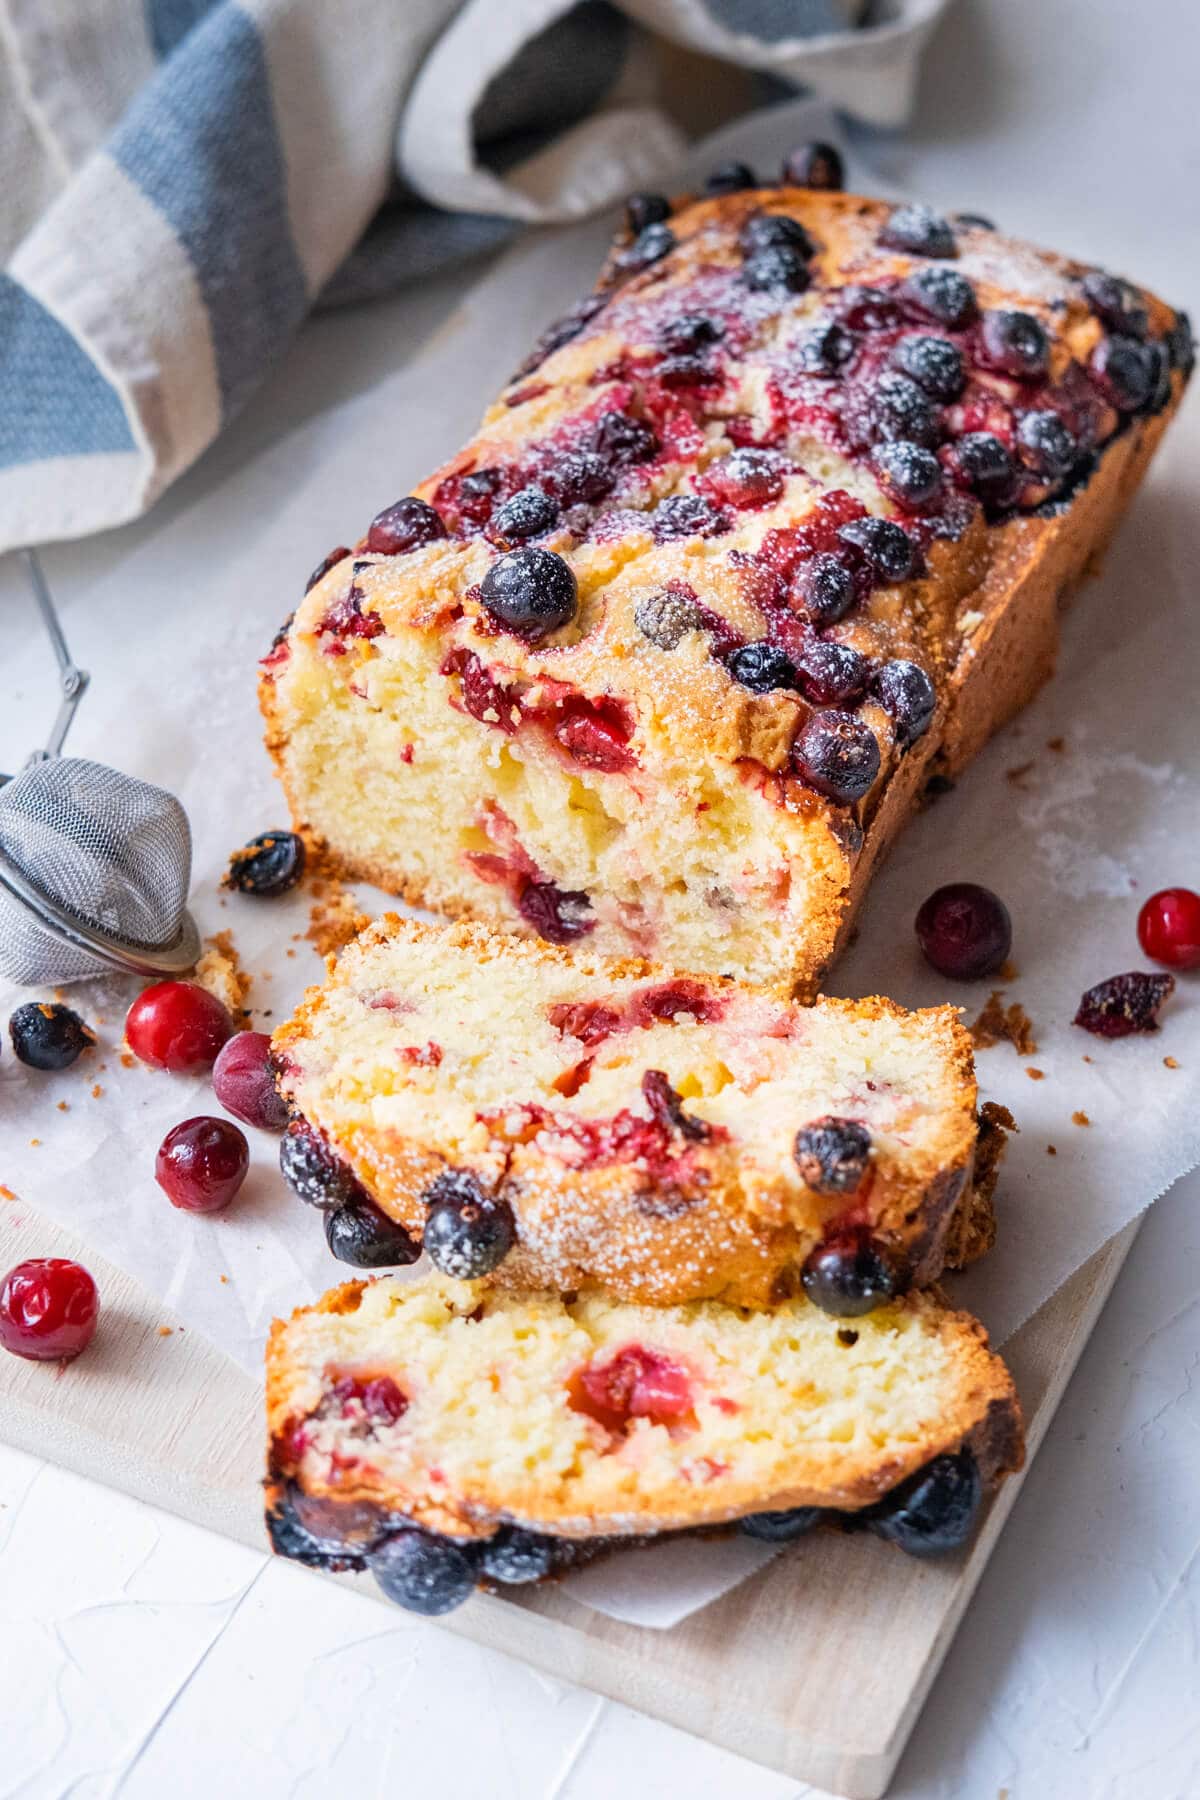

[801,1227,903,1317]
[950,431,1014,497]
[793,1116,871,1193]
[704,159,756,194]
[873,440,943,509]
[714,447,785,507]
[794,640,870,707]
[738,212,815,258]
[741,245,811,295]
[618,222,675,272]
[871,659,937,746]
[900,266,978,329]
[480,548,578,641]
[651,495,728,542]
[493,486,559,541]
[305,546,351,594]
[624,192,670,235]
[863,371,941,447]
[8,1002,95,1071]
[633,586,702,650]
[978,309,1050,380]
[739,1507,823,1543]
[1015,410,1078,478]
[792,710,881,804]
[324,1199,422,1269]
[1080,271,1149,340]
[367,497,447,556]
[517,880,594,945]
[954,212,995,230]
[280,1121,363,1211]
[879,204,956,260]
[542,451,613,506]
[479,1527,557,1585]
[792,320,855,376]
[368,1530,479,1615]
[1167,310,1194,373]
[866,1451,982,1556]
[590,411,658,467]
[837,515,918,583]
[422,1170,517,1279]
[727,642,798,693]
[266,1486,363,1570]
[225,830,306,896]
[1091,334,1160,411]
[780,141,844,190]
[890,334,965,402]
[793,553,856,625]
[657,312,724,353]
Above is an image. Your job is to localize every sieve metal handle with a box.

[20,549,90,764]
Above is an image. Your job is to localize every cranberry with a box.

[792,320,855,375]
[866,1451,981,1555]
[873,440,943,509]
[368,1531,478,1616]
[705,159,757,194]
[633,586,702,650]
[1080,271,1149,339]
[1090,334,1159,411]
[707,448,785,508]
[872,659,936,746]
[915,882,1011,979]
[618,222,675,271]
[574,1345,693,1429]
[879,204,956,259]
[1073,971,1175,1038]
[492,486,557,541]
[741,245,810,294]
[837,515,917,582]
[590,411,658,466]
[125,982,233,1073]
[900,266,978,329]
[891,334,965,402]
[657,352,719,390]
[624,192,670,234]
[860,372,941,448]
[795,640,870,706]
[802,1228,903,1317]
[947,431,1014,499]
[727,641,797,693]
[213,1031,288,1131]
[642,1069,711,1142]
[793,552,856,625]
[657,313,723,353]
[738,212,815,258]
[739,1507,822,1542]
[1137,887,1200,970]
[280,1120,365,1209]
[479,1528,556,1585]
[793,710,881,804]
[781,141,844,190]
[480,547,577,641]
[8,1002,95,1071]
[325,1198,421,1268]
[421,1169,516,1279]
[305,546,351,593]
[841,286,904,331]
[518,879,594,944]
[651,495,729,542]
[156,1116,249,1213]
[794,1117,871,1193]
[553,709,634,773]
[1016,410,1078,478]
[0,1259,99,1362]
[979,309,1050,380]
[224,829,305,896]
[366,496,446,555]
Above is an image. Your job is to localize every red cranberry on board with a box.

[213,1031,289,1131]
[1137,887,1200,970]
[125,982,234,1073]
[0,1259,99,1362]
[156,1116,249,1213]
[915,883,1012,980]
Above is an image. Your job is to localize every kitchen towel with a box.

[0,0,950,554]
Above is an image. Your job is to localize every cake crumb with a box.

[1005,761,1035,786]
[91,1084,103,1099]
[192,929,252,1023]
[1025,1067,1044,1080]
[1046,1145,1057,1156]
[120,1051,135,1069]
[0,1185,15,1201]
[158,1326,173,1338]
[1072,1110,1091,1127]
[1046,736,1065,752]
[969,991,1038,1056]
[29,1139,40,1148]
[219,1274,229,1285]
[306,874,371,960]
[999,961,1019,982]
[56,1100,69,1112]
[1164,1055,1179,1069]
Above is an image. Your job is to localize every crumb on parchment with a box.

[192,929,252,1022]
[969,991,1038,1056]
[1072,1110,1091,1127]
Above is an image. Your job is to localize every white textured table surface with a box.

[3,0,1199,1794]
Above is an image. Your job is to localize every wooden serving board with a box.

[0,1203,1138,1797]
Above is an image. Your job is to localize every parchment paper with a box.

[1,103,1196,1628]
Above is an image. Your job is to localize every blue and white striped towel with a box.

[0,0,949,554]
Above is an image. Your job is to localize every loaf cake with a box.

[264,1271,1024,1611]
[260,183,1190,993]
[271,916,1001,1309]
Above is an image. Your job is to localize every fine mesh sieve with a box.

[0,552,200,984]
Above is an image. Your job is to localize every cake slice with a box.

[260,182,1190,994]
[265,1271,1024,1613]
[271,916,1001,1310]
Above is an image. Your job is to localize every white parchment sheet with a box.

[1,105,1196,1627]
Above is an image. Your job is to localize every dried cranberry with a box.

[792,710,881,804]
[8,1002,94,1071]
[1073,971,1175,1038]
[891,334,965,402]
[1080,271,1149,339]
[492,486,558,541]
[706,447,785,508]
[518,880,594,944]
[0,1258,98,1362]
[280,1120,365,1210]
[1137,887,1200,970]
[705,159,757,194]
[590,411,658,467]
[866,1451,981,1555]
[641,1069,711,1142]
[801,1228,902,1317]
[793,553,856,625]
[742,245,810,294]
[633,585,702,650]
[727,641,797,693]
[651,495,729,542]
[618,222,675,272]
[873,440,943,510]
[1016,410,1078,478]
[305,546,351,593]
[915,883,1011,980]
[156,1116,249,1213]
[366,497,446,555]
[879,204,956,259]
[792,320,855,375]
[1090,335,1159,411]
[900,266,978,329]
[480,547,578,641]
[978,310,1050,380]
[794,640,870,707]
[125,982,233,1074]
[213,1031,289,1131]
[947,432,1014,499]
[793,1117,871,1193]
[781,141,844,190]
[738,212,815,258]
[862,371,941,447]
[624,192,670,234]
[872,659,936,746]
[224,829,305,896]
[837,515,917,583]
